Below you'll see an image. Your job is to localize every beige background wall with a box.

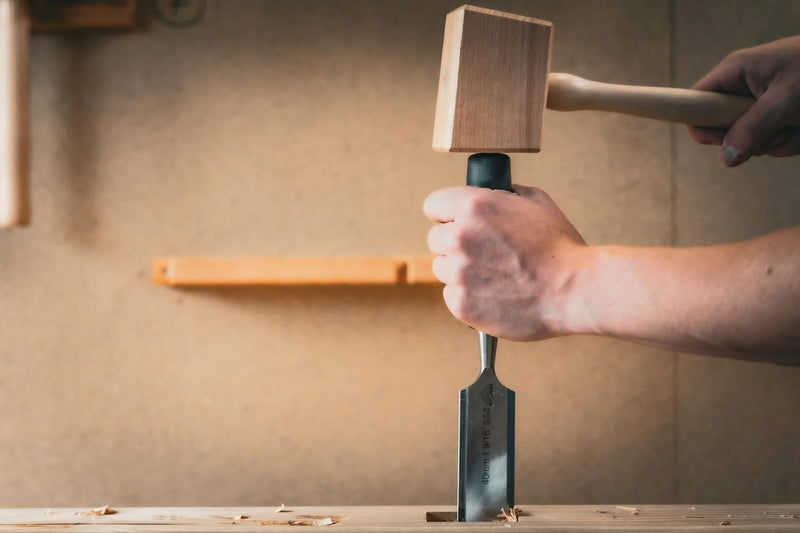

[1,0,798,507]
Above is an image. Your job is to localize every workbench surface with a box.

[1,505,800,532]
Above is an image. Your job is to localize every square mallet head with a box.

[432,5,553,153]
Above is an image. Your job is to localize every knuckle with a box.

[724,48,751,64]
[431,255,451,282]
[463,192,498,218]
[426,227,438,250]
[775,85,800,115]
[736,122,760,148]
[464,193,486,216]
[688,126,723,145]
[427,224,448,252]
[452,225,471,250]
[527,186,550,201]
[442,285,467,319]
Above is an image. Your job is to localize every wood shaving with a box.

[276,504,292,513]
[616,506,639,515]
[720,520,731,525]
[210,514,251,524]
[80,505,117,516]
[259,515,345,527]
[498,507,521,522]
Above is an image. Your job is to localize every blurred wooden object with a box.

[30,0,137,31]
[154,257,407,286]
[0,1,137,229]
[0,0,29,227]
[153,256,442,286]
[406,255,438,284]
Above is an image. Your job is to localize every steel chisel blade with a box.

[457,336,515,521]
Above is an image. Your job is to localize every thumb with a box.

[721,85,794,166]
[511,184,550,201]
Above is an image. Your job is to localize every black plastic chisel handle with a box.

[466,153,512,192]
[459,152,515,522]
[464,152,512,356]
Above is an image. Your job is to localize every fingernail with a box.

[721,145,748,166]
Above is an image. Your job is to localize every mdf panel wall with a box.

[0,0,795,509]
[672,0,800,503]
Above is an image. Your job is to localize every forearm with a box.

[565,227,800,363]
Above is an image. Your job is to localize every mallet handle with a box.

[547,73,753,128]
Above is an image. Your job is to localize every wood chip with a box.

[498,507,521,522]
[80,505,117,516]
[276,503,292,513]
[720,520,731,525]
[616,506,640,515]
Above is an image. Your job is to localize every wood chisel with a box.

[456,154,515,522]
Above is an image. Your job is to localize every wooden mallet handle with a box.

[547,73,753,128]
[0,0,30,228]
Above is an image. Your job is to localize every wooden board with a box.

[432,6,552,153]
[30,0,136,31]
[406,256,438,284]
[153,257,407,286]
[1,505,800,532]
[152,257,443,286]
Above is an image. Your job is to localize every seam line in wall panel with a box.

[668,0,680,503]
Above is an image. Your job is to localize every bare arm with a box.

[424,185,800,365]
[572,229,800,363]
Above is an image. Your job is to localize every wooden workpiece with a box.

[152,256,439,286]
[1,505,800,532]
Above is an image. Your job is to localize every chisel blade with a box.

[457,332,515,521]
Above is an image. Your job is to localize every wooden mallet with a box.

[431,5,753,522]
[433,5,753,155]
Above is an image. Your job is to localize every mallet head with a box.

[432,5,553,153]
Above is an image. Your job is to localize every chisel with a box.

[456,153,515,522]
